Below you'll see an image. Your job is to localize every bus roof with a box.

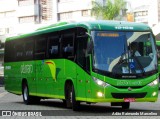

[6,20,151,41]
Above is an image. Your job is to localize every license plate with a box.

[124,98,135,102]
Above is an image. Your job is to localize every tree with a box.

[91,0,126,20]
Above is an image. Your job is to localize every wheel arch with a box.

[64,79,75,97]
[65,79,73,90]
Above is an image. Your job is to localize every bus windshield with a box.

[91,31,157,76]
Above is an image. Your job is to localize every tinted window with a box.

[47,34,60,59]
[61,29,75,60]
[24,39,34,60]
[35,36,46,60]
[4,41,15,62]
[15,41,25,61]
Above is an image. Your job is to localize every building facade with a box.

[0,0,17,42]
[57,0,93,21]
[133,0,160,28]
[148,0,160,27]
[133,5,149,24]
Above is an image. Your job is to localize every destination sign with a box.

[97,33,119,37]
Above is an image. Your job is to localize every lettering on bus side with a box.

[21,64,33,74]
[115,26,134,30]
[5,66,11,70]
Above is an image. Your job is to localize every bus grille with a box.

[111,92,147,99]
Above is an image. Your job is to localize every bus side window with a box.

[47,34,60,59]
[14,40,25,61]
[24,39,34,60]
[61,29,75,60]
[4,41,15,62]
[35,36,47,60]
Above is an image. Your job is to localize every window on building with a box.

[19,16,35,23]
[58,12,72,21]
[18,0,34,6]
[5,28,9,34]
[0,28,5,35]
[82,10,89,17]
[0,12,5,18]
[58,0,72,2]
[5,11,15,17]
[41,0,53,21]
[135,11,148,17]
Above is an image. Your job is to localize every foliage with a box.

[91,0,126,20]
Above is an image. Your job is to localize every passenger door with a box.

[76,30,91,100]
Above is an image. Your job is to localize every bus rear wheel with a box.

[22,83,32,105]
[122,102,130,109]
[22,82,40,105]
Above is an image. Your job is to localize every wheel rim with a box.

[23,86,28,101]
[70,91,72,104]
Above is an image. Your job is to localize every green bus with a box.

[156,40,160,89]
[4,21,159,111]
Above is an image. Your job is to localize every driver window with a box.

[76,27,88,69]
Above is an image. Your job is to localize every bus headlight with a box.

[93,77,110,87]
[148,78,159,86]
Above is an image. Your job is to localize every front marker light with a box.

[148,78,159,86]
[93,77,110,87]
[97,92,103,97]
[152,92,157,96]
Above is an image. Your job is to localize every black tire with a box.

[22,82,40,105]
[71,85,80,111]
[22,83,32,105]
[62,99,67,107]
[65,83,80,111]
[65,83,72,108]
[122,102,130,109]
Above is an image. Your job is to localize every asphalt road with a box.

[0,86,160,119]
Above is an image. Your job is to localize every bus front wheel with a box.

[65,83,80,111]
[71,85,80,111]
